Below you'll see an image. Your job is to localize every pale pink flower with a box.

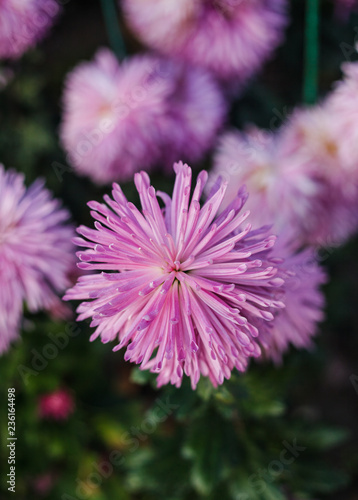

[0,165,75,354]
[64,162,286,389]
[280,105,358,246]
[210,127,319,232]
[122,0,288,87]
[38,388,75,421]
[60,49,169,184]
[327,62,358,171]
[60,49,226,184]
[211,118,358,248]
[280,106,350,185]
[0,0,60,60]
[158,61,227,167]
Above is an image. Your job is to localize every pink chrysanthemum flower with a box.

[38,388,75,421]
[211,121,358,248]
[327,62,358,170]
[280,106,350,184]
[0,165,75,354]
[64,162,286,389]
[210,128,319,229]
[60,49,169,185]
[0,0,60,60]
[60,49,226,184]
[280,105,358,246]
[122,0,288,87]
[157,61,227,168]
[259,243,326,363]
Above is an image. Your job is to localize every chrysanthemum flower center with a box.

[163,259,182,273]
[249,162,275,191]
[323,138,338,158]
[97,101,115,120]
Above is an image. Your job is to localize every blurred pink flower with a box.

[210,127,319,232]
[327,62,358,170]
[211,112,358,248]
[60,49,168,184]
[38,388,74,421]
[0,0,60,60]
[280,105,358,246]
[60,49,226,184]
[259,242,327,363]
[0,165,75,354]
[64,162,286,389]
[32,472,56,495]
[122,0,288,87]
[157,61,227,168]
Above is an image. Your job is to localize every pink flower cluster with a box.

[60,49,226,185]
[0,165,75,354]
[122,0,288,87]
[1,0,330,390]
[0,0,60,60]
[65,163,326,387]
[211,61,358,248]
[60,1,291,185]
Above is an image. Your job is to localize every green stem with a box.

[303,0,320,104]
[100,0,126,60]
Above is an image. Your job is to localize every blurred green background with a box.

[1,0,358,499]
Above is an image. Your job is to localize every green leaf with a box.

[303,427,349,450]
[262,483,286,500]
[182,410,233,495]
[130,367,157,386]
